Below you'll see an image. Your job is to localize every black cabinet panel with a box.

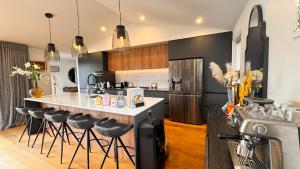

[202,32,232,93]
[201,107,208,123]
[168,32,232,93]
[144,90,169,103]
[78,52,106,90]
[203,93,228,107]
[169,36,205,60]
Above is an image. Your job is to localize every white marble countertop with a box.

[24,93,164,117]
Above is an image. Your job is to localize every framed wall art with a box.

[30,61,46,71]
[294,0,300,38]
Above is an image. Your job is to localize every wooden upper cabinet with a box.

[108,43,168,71]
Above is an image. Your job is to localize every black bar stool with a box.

[28,107,57,150]
[67,113,109,169]
[15,107,31,144]
[94,119,135,169]
[45,110,83,164]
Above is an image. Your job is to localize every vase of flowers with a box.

[239,69,263,105]
[209,62,240,104]
[11,62,44,98]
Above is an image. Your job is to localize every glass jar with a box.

[116,91,126,108]
[103,93,111,106]
[29,81,44,98]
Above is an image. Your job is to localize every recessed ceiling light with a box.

[100,26,106,32]
[196,18,203,24]
[139,15,146,21]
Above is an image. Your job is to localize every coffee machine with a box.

[220,106,300,169]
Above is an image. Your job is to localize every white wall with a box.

[89,24,230,52]
[49,58,77,95]
[28,47,52,95]
[232,0,300,104]
[28,47,77,95]
[115,68,169,89]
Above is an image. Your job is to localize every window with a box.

[235,35,241,70]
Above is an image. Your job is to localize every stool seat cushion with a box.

[15,107,29,115]
[94,119,133,138]
[67,113,99,130]
[44,111,69,123]
[28,107,55,119]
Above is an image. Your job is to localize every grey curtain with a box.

[0,41,30,130]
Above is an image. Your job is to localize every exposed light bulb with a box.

[196,18,203,24]
[50,51,54,57]
[120,36,124,46]
[139,15,145,21]
[101,26,106,32]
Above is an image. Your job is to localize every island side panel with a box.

[133,100,165,169]
[41,103,135,161]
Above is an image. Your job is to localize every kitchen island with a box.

[24,93,165,168]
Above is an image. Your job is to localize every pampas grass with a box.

[225,63,233,72]
[245,61,251,75]
[209,62,225,85]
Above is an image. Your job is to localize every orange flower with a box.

[226,103,235,115]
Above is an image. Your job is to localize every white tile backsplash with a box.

[115,68,169,89]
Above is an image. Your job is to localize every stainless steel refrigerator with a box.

[169,58,203,124]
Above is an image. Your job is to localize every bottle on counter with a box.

[107,82,111,88]
[95,95,103,105]
[116,91,126,108]
[103,93,111,106]
[111,96,117,107]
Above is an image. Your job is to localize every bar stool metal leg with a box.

[60,122,65,164]
[18,116,30,142]
[90,129,107,154]
[27,117,32,147]
[65,124,85,149]
[64,125,70,145]
[47,124,62,158]
[87,129,91,169]
[68,130,86,169]
[32,119,45,148]
[118,138,135,165]
[41,118,47,154]
[48,122,55,136]
[100,138,114,169]
[114,138,119,169]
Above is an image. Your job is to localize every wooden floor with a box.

[0,119,206,169]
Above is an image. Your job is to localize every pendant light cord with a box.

[76,0,80,36]
[118,0,122,25]
[48,18,52,43]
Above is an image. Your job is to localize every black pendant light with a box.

[112,0,130,50]
[71,0,88,57]
[44,13,60,62]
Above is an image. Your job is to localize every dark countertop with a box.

[205,105,238,169]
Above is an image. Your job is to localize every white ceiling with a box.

[97,0,248,28]
[0,0,248,52]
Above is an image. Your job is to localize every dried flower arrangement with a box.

[209,62,239,87]
[239,69,263,105]
[209,62,240,105]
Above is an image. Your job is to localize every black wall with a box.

[168,31,232,122]
[78,52,108,90]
